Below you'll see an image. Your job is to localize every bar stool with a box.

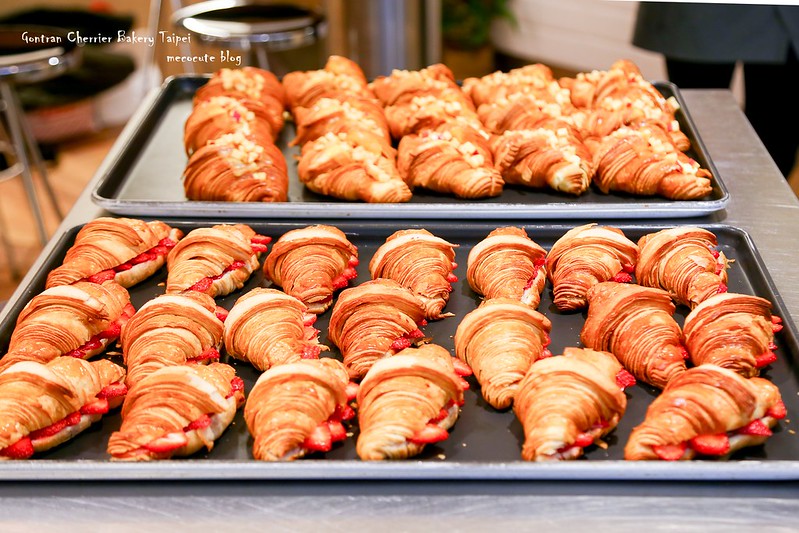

[171,1,325,73]
[0,25,79,277]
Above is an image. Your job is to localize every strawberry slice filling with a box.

[408,424,449,445]
[621,263,635,274]
[611,271,633,283]
[301,344,322,360]
[767,400,787,419]
[755,350,777,368]
[86,237,178,284]
[345,382,359,402]
[228,377,245,398]
[188,260,247,292]
[302,401,355,453]
[716,283,728,294]
[555,420,610,454]
[390,328,425,352]
[615,369,636,389]
[250,235,272,254]
[332,265,358,290]
[65,303,135,358]
[772,316,783,333]
[679,346,690,360]
[215,306,229,323]
[187,347,221,364]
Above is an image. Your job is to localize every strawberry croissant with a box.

[546,223,639,312]
[636,226,729,308]
[0,280,134,372]
[356,344,466,460]
[683,293,781,377]
[515,348,630,461]
[581,282,686,389]
[328,279,427,380]
[193,67,286,130]
[244,358,354,461]
[107,363,245,461]
[121,292,225,388]
[369,229,459,320]
[454,298,552,410]
[625,365,786,461]
[467,227,547,309]
[224,288,326,372]
[0,358,126,460]
[263,224,358,314]
[46,217,182,289]
[166,224,269,298]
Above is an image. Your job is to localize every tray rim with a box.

[88,74,730,220]
[1,221,797,482]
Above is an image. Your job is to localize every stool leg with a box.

[0,198,21,280]
[0,81,49,246]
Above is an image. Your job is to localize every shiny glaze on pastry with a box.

[291,94,392,150]
[193,67,285,125]
[283,56,373,110]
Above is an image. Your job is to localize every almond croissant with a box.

[291,94,392,150]
[462,63,563,108]
[581,282,686,389]
[224,288,327,372]
[683,293,780,377]
[193,67,286,128]
[244,358,354,461]
[546,223,639,311]
[466,227,547,309]
[454,298,552,410]
[107,363,245,461]
[328,278,427,380]
[184,95,282,155]
[282,55,373,110]
[46,217,182,289]
[263,224,358,314]
[356,343,466,460]
[515,347,630,461]
[369,229,459,320]
[625,365,785,461]
[635,226,729,308]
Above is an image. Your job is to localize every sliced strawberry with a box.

[349,256,360,267]
[429,408,449,424]
[251,243,268,253]
[114,262,133,272]
[303,314,317,327]
[144,432,189,453]
[540,348,553,358]
[301,344,321,360]
[345,382,359,402]
[97,383,128,400]
[215,306,229,323]
[767,400,787,420]
[615,369,636,389]
[227,260,246,272]
[80,398,109,415]
[130,251,155,265]
[83,338,103,352]
[150,245,169,257]
[88,270,116,284]
[0,437,34,459]
[716,283,728,294]
[573,432,595,448]
[446,272,458,283]
[689,433,730,456]
[390,337,412,352]
[755,351,777,368]
[98,321,122,340]
[229,377,245,396]
[679,346,690,360]
[184,414,212,432]
[159,237,178,248]
[736,419,772,437]
[251,234,271,245]
[333,403,355,422]
[611,272,633,283]
[188,277,213,293]
[533,257,546,269]
[29,418,68,440]
[328,420,347,442]
[408,424,449,445]
[709,248,720,259]
[417,319,428,327]
[450,261,458,270]
[191,347,220,363]
[65,411,83,426]
[451,358,473,377]
[653,442,687,461]
[622,263,635,273]
[304,423,333,452]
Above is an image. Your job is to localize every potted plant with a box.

[441,0,515,78]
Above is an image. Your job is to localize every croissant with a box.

[224,288,327,371]
[477,93,575,135]
[184,95,282,155]
[193,67,286,124]
[369,229,459,320]
[581,282,686,389]
[492,118,593,195]
[683,293,781,377]
[383,92,484,139]
[297,131,412,203]
[592,124,713,200]
[581,109,690,153]
[328,278,427,379]
[0,280,134,372]
[166,224,268,297]
[454,298,552,410]
[546,223,639,311]
[397,124,504,199]
[291,94,392,150]
[107,363,245,460]
[121,292,225,388]
[562,60,662,110]
[514,347,630,461]
[263,224,359,314]
[370,63,464,108]
[625,365,786,460]
[635,226,729,308]
[282,55,373,109]
[466,227,547,308]
[462,63,561,108]
[46,217,182,289]
[356,343,466,460]
[0,357,126,459]
[183,130,288,202]
[244,358,355,461]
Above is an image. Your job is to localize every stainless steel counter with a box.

[1,89,798,530]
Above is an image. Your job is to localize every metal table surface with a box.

[1,89,798,531]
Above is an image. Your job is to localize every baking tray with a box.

[0,221,794,481]
[90,75,729,219]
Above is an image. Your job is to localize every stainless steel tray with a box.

[90,76,729,219]
[0,221,793,481]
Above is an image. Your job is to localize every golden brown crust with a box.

[454,298,552,410]
[546,223,639,311]
[184,95,281,155]
[194,67,286,121]
[244,358,350,461]
[581,282,686,389]
[291,94,392,150]
[683,293,776,378]
[121,292,224,388]
[462,64,561,108]
[356,344,464,460]
[328,279,427,379]
[107,363,244,461]
[514,348,627,461]
[466,227,547,308]
[283,56,372,109]
[165,224,263,298]
[46,218,180,289]
[625,365,783,460]
[369,229,458,320]
[263,225,358,314]
[636,226,729,308]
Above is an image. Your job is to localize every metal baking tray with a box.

[0,221,794,481]
[90,75,729,219]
